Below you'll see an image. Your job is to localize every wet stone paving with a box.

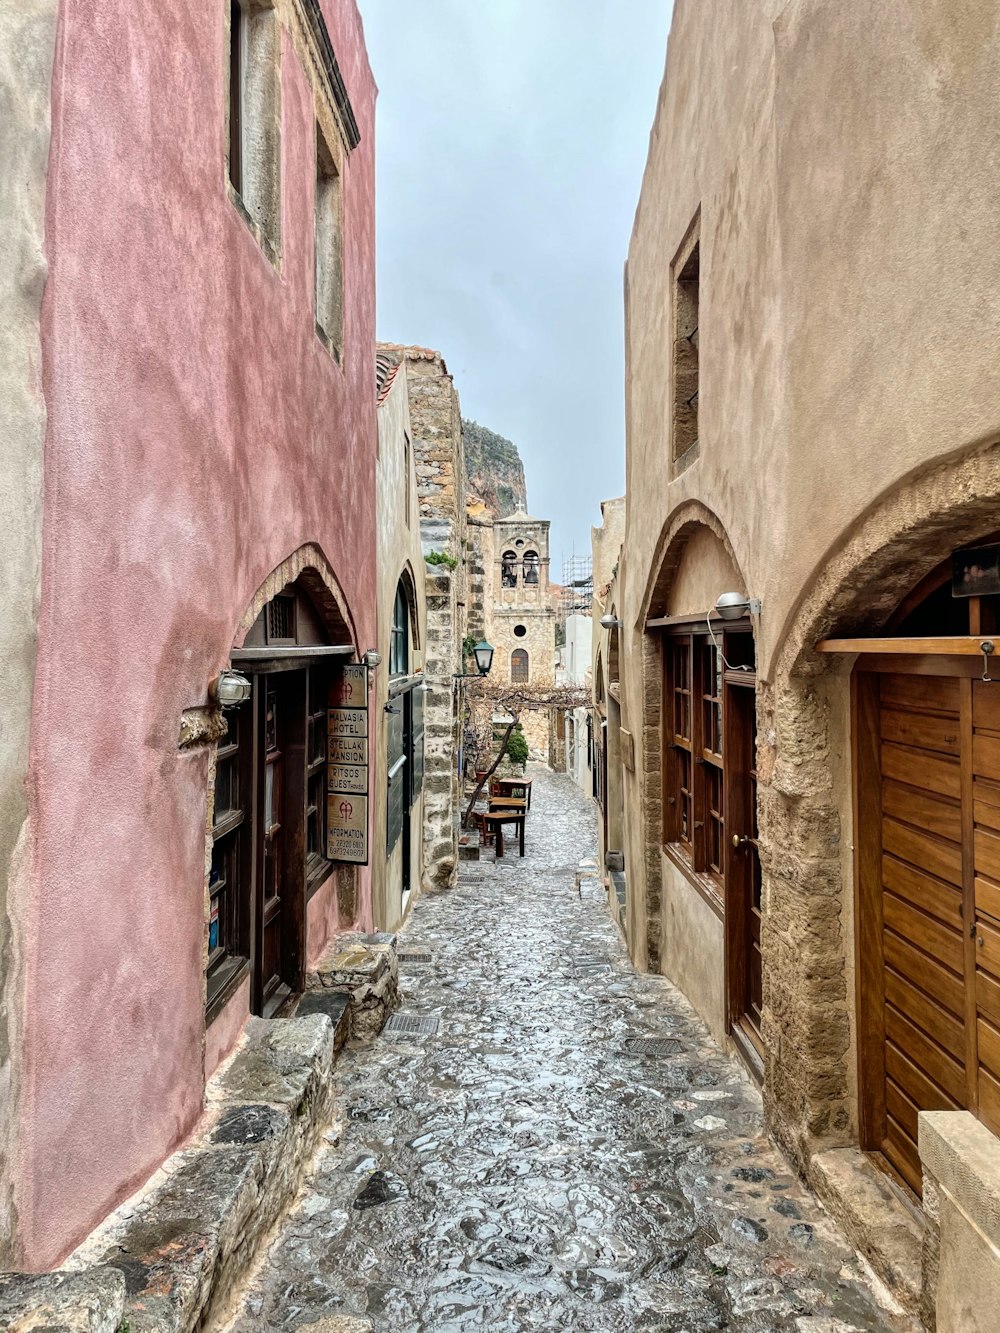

[219,767,914,1333]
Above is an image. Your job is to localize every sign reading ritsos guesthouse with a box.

[327,663,369,864]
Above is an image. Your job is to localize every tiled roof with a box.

[375,350,399,404]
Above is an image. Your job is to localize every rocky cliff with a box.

[463,419,527,519]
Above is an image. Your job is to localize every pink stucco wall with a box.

[18,0,377,1268]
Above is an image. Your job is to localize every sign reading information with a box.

[327,665,369,864]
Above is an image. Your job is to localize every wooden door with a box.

[857,671,978,1194]
[258,684,288,1014]
[726,679,763,1050]
[252,672,307,1016]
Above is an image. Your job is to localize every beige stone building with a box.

[377,345,467,893]
[591,498,626,933]
[373,352,426,931]
[618,1,1000,1322]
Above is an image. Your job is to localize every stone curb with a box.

[0,1014,337,1333]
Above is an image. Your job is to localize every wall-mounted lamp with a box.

[453,638,495,680]
[600,614,622,630]
[363,649,382,670]
[210,669,252,710]
[706,592,761,674]
[714,591,761,621]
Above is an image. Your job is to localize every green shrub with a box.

[425,549,458,570]
[505,726,529,767]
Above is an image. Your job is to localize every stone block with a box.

[919,1109,1000,1332]
[809,1146,922,1310]
[0,1266,125,1332]
[306,933,399,1042]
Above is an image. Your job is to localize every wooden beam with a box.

[816,636,995,656]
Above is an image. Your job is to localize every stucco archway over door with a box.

[633,505,756,1060]
[207,544,361,1024]
[758,442,1000,1173]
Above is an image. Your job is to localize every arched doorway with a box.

[386,574,423,923]
[851,547,1000,1193]
[209,565,356,1020]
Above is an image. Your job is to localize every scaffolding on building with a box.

[561,553,593,617]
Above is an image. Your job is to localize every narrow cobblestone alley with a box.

[218,769,913,1333]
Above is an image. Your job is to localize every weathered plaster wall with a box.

[0,0,58,1268]
[21,0,376,1268]
[666,528,745,618]
[661,854,726,1048]
[373,361,426,931]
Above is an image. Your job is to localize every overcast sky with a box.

[357,1,673,574]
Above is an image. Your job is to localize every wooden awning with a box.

[815,636,994,656]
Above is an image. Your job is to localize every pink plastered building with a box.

[1,0,377,1268]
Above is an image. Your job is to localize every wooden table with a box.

[487,796,528,812]
[484,809,526,859]
[490,777,533,811]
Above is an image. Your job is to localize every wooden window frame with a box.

[314,121,344,360]
[661,622,756,920]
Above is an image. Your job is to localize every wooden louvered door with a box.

[857,669,1000,1195]
[971,680,1000,1135]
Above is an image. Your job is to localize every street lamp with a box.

[454,638,495,680]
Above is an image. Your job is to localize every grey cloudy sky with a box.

[357,1,673,573]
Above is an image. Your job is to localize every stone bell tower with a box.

[487,508,556,758]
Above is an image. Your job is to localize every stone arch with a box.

[233,542,357,651]
[395,560,421,651]
[637,499,745,628]
[757,440,1000,1171]
[631,503,749,973]
[594,649,605,705]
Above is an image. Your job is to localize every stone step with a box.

[1,1015,339,1333]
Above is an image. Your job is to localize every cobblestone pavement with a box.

[218,767,914,1333]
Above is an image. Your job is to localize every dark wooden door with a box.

[251,672,307,1017]
[726,679,763,1050]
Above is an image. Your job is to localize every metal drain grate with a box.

[459,873,485,884]
[398,950,432,963]
[624,1036,681,1056]
[574,955,612,973]
[383,1013,440,1037]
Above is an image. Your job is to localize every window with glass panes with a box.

[664,631,739,902]
[389,583,408,676]
[209,713,247,1006]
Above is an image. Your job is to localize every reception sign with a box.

[327,665,369,864]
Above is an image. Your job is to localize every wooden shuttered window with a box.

[386,697,406,854]
[411,684,425,800]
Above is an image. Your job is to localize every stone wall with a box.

[422,567,461,890]
[378,346,467,893]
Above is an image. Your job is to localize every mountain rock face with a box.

[463,418,527,518]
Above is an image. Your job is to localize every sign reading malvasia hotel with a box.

[327,664,369,864]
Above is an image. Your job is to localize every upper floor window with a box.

[390,581,409,676]
[523,551,540,585]
[672,221,700,466]
[501,551,518,588]
[228,0,281,256]
[315,124,344,358]
[511,648,529,683]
